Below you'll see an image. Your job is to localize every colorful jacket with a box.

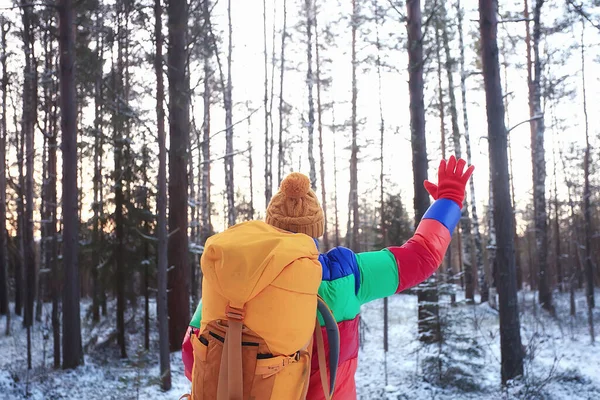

[182,198,461,399]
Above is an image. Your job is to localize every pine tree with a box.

[167,0,191,350]
[224,0,236,227]
[479,0,524,382]
[531,0,554,315]
[407,0,439,344]
[59,0,83,369]
[0,17,9,321]
[155,0,172,386]
[348,0,360,251]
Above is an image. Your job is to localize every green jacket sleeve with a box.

[190,299,202,329]
[356,249,400,305]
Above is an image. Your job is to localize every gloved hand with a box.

[424,155,474,207]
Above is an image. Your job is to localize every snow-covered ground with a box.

[1,289,599,399]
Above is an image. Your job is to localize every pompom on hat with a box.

[265,172,324,238]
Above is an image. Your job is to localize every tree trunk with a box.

[332,108,340,248]
[440,1,474,302]
[552,142,562,292]
[277,0,288,186]
[49,60,60,368]
[0,18,9,319]
[348,0,359,251]
[113,6,127,359]
[434,20,455,304]
[59,0,83,368]
[314,2,329,250]
[224,0,236,227]
[580,19,595,340]
[407,0,439,344]
[375,2,388,381]
[200,0,212,256]
[531,0,554,314]
[155,0,172,386]
[16,108,25,319]
[305,0,317,191]
[167,0,191,350]
[263,0,273,204]
[92,10,104,323]
[479,0,524,382]
[20,3,37,371]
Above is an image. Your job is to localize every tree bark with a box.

[479,0,524,382]
[263,0,273,204]
[0,18,9,319]
[200,0,212,255]
[92,9,104,323]
[348,0,359,251]
[59,0,83,369]
[305,0,317,191]
[167,0,191,350]
[113,6,127,359]
[580,19,595,341]
[440,0,474,302]
[155,0,172,386]
[224,0,236,227]
[531,0,554,314]
[407,0,439,344]
[20,2,37,371]
[314,2,329,250]
[332,108,340,248]
[277,0,288,186]
[434,20,455,304]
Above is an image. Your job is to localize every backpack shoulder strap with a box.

[315,296,340,400]
[217,304,245,400]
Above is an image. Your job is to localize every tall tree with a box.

[277,0,288,185]
[479,0,524,382]
[439,0,475,302]
[407,0,439,343]
[224,0,236,227]
[314,0,329,250]
[531,0,554,314]
[200,0,213,251]
[155,0,172,387]
[113,2,127,359]
[305,0,317,191]
[580,19,594,340]
[91,8,105,323]
[348,0,360,251]
[332,107,340,247]
[263,0,272,204]
[434,15,455,304]
[59,0,83,369]
[457,0,485,301]
[21,1,37,370]
[0,18,9,320]
[167,0,191,350]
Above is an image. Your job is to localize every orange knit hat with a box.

[265,172,324,238]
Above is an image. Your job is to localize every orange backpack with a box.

[185,221,339,400]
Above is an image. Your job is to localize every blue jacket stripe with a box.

[422,198,462,235]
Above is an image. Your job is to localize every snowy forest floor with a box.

[1,289,599,400]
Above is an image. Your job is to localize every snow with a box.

[1,289,599,399]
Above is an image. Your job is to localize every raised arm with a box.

[357,156,474,303]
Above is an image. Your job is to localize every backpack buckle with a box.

[225,305,245,322]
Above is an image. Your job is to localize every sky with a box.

[1,0,599,240]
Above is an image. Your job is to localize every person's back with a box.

[183,156,474,399]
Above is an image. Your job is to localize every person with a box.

[182,155,474,399]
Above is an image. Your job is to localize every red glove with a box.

[424,155,474,207]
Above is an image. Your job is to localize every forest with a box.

[0,0,599,398]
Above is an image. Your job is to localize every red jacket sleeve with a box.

[387,198,461,292]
